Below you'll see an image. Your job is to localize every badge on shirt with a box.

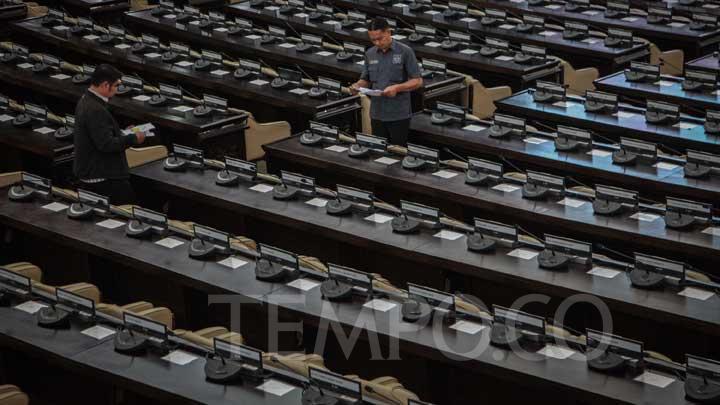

[392,54,402,64]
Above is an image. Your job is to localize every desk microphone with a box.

[391,213,421,234]
[537,248,570,270]
[37,304,70,328]
[255,257,290,281]
[204,354,244,384]
[326,195,352,216]
[401,296,432,323]
[320,277,353,301]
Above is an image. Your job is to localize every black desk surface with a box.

[408,112,720,203]
[672,2,720,18]
[473,0,720,56]
[0,1,24,21]
[224,3,562,86]
[0,61,246,135]
[595,71,720,113]
[0,187,700,404]
[11,17,360,117]
[686,53,720,75]
[263,137,720,269]
[128,158,720,337]
[0,116,74,163]
[497,89,720,154]
[332,0,650,66]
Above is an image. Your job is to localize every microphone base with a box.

[402,156,427,171]
[401,299,432,323]
[629,268,666,289]
[466,233,496,253]
[348,144,369,158]
[521,184,549,200]
[320,279,354,301]
[592,199,623,216]
[391,216,421,234]
[537,250,570,270]
[255,259,290,282]
[326,199,353,216]
[664,212,696,230]
[37,306,71,329]
[204,357,244,384]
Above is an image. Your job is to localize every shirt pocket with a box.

[388,63,405,84]
[367,64,379,82]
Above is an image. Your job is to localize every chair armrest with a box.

[125,146,168,169]
[659,49,684,76]
[486,86,512,101]
[569,67,598,95]
[248,120,291,161]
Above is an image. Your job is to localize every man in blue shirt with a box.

[351,18,423,146]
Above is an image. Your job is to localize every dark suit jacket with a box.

[73,90,135,180]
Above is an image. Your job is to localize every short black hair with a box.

[90,64,122,87]
[367,17,390,31]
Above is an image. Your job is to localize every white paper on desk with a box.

[678,287,715,301]
[315,51,333,57]
[245,34,262,40]
[217,256,248,270]
[654,80,674,87]
[363,298,397,312]
[356,60,365,65]
[325,145,348,153]
[587,266,621,279]
[82,325,116,340]
[51,74,71,80]
[277,42,295,48]
[289,88,309,95]
[433,230,464,241]
[15,301,48,314]
[581,38,601,44]
[354,27,368,32]
[621,17,638,22]
[375,156,399,165]
[364,213,394,224]
[507,248,539,260]
[83,34,100,40]
[630,212,660,222]
[264,5,279,10]
[214,27,228,33]
[173,105,194,113]
[581,10,599,15]
[34,127,55,135]
[211,69,230,76]
[587,149,612,157]
[359,87,383,97]
[557,197,586,208]
[538,30,558,36]
[393,3,408,7]
[249,79,269,86]
[17,63,33,69]
[163,350,198,366]
[42,202,69,212]
[653,162,680,171]
[96,219,125,229]
[702,227,720,237]
[539,345,576,360]
[634,371,675,388]
[294,13,309,18]
[323,20,340,25]
[424,41,442,48]
[544,4,561,9]
[257,379,296,396]
[432,170,459,179]
[144,52,162,59]
[552,101,578,108]
[498,24,516,30]
[673,122,697,130]
[614,111,636,119]
[495,55,514,61]
[287,278,321,291]
[450,320,486,335]
[305,197,328,207]
[391,35,407,40]
[463,124,486,132]
[155,237,185,249]
[425,10,440,15]
[0,114,13,122]
[133,95,151,102]
[189,20,200,25]
[250,183,274,193]
[460,48,478,55]
[492,183,520,193]
[523,137,548,144]
[175,61,194,67]
[460,17,477,23]
[704,3,720,8]
[668,22,686,28]
[114,44,131,50]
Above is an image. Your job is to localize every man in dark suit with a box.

[73,64,145,205]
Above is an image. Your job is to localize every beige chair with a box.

[0,172,21,189]
[637,38,684,76]
[2,261,101,303]
[0,385,29,405]
[463,76,512,119]
[262,353,328,378]
[126,146,168,169]
[345,375,420,405]
[550,57,599,96]
[173,327,244,348]
[244,112,291,161]
[130,0,156,11]
[97,302,175,328]
[24,2,46,17]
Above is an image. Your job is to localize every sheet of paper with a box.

[249,79,269,86]
[173,106,194,113]
[653,162,680,171]
[634,371,675,388]
[449,320,486,335]
[315,51,333,57]
[702,227,720,237]
[286,278,321,291]
[544,4,561,9]
[114,44,131,49]
[615,111,636,119]
[492,184,520,193]
[15,301,48,314]
[363,299,397,312]
[257,379,296,396]
[678,287,715,301]
[434,230,464,241]
[621,17,638,22]
[539,345,576,359]
[42,202,69,212]
[133,95,151,102]
[498,24,515,30]
[305,198,328,207]
[538,31,558,36]
[460,17,477,23]
[462,124,486,132]
[630,212,660,222]
[217,256,248,269]
[495,55,514,61]
[557,198,586,208]
[211,69,230,76]
[51,74,71,80]
[425,10,440,15]
[0,114,13,122]
[175,61,194,67]
[214,27,228,33]
[162,350,198,366]
[432,170,458,179]
[375,157,399,165]
[668,22,686,28]
[96,219,125,229]
[245,34,262,40]
[155,237,185,249]
[84,34,100,40]
[391,35,407,40]
[673,122,697,130]
[581,38,600,44]
[359,87,383,97]
[523,137,548,144]
[654,80,674,87]
[581,10,599,15]
[460,49,478,55]
[294,13,309,18]
[81,325,116,340]
[393,3,408,7]
[507,248,539,260]
[250,184,274,193]
[277,42,295,48]
[587,149,612,157]
[354,27,368,32]
[34,127,55,135]
[587,267,621,279]
[325,145,348,153]
[17,63,33,69]
[289,88,309,95]
[144,52,162,58]
[364,213,394,224]
[424,41,442,48]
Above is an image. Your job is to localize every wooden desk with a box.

[224,3,562,89]
[331,0,650,73]
[497,89,720,154]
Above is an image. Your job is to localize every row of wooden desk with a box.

[0,181,701,404]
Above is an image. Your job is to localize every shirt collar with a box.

[377,38,398,54]
[88,88,109,103]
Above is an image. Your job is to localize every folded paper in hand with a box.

[122,123,156,137]
[359,87,383,97]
